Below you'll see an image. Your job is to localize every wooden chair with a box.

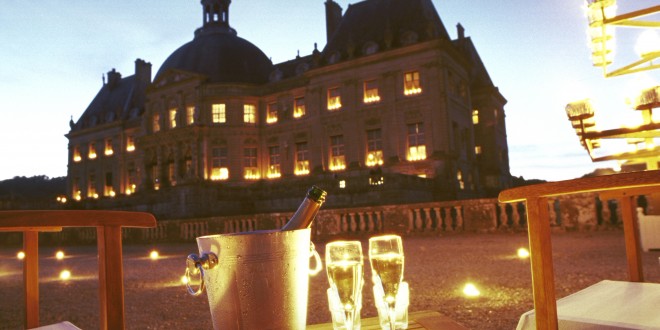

[0,210,157,330]
[498,170,660,329]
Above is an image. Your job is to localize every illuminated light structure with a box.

[566,2,660,171]
[586,1,660,77]
[65,0,511,216]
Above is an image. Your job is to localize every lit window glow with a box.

[366,151,384,167]
[404,71,422,96]
[186,106,195,125]
[294,97,305,118]
[153,113,160,132]
[363,80,381,103]
[407,145,427,161]
[169,109,177,128]
[88,143,97,159]
[126,136,135,152]
[339,180,346,189]
[369,176,384,185]
[329,156,346,171]
[475,146,482,155]
[244,168,260,180]
[267,166,281,179]
[59,270,72,281]
[104,139,113,156]
[295,161,310,176]
[295,142,309,175]
[463,283,480,297]
[244,104,256,123]
[267,103,278,124]
[407,123,426,161]
[212,104,226,123]
[328,88,342,110]
[472,110,479,124]
[211,167,229,181]
[73,146,82,162]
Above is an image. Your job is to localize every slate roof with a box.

[71,74,141,131]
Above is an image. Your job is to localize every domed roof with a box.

[155,1,272,85]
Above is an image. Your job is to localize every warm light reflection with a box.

[407,146,427,161]
[211,168,229,181]
[366,151,383,167]
[404,71,422,95]
[55,251,65,260]
[517,248,530,259]
[17,251,25,260]
[329,157,346,171]
[150,250,159,260]
[295,161,310,176]
[59,270,71,281]
[267,167,281,179]
[244,168,260,180]
[180,275,189,285]
[463,283,480,297]
[328,88,342,110]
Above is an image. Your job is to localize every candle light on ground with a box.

[55,250,65,260]
[517,248,530,259]
[59,270,71,280]
[150,250,159,260]
[463,283,481,297]
[17,251,25,260]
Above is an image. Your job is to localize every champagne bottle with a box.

[281,185,327,231]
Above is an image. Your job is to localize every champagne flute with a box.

[326,241,364,330]
[369,235,404,330]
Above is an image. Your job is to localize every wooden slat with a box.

[0,227,62,232]
[24,231,39,329]
[526,197,557,330]
[499,170,660,203]
[619,196,644,282]
[0,210,156,229]
[98,226,126,330]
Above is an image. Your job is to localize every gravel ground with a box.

[1,230,659,329]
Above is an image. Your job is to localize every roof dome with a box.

[154,0,272,84]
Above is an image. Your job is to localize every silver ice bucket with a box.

[186,228,321,330]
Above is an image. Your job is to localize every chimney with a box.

[325,0,343,43]
[106,69,121,90]
[457,23,465,40]
[135,58,152,85]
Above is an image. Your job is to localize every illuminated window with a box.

[88,175,98,199]
[186,106,195,125]
[212,104,226,124]
[169,109,177,128]
[73,145,82,162]
[457,170,465,190]
[475,146,482,155]
[126,164,136,195]
[295,142,309,176]
[329,135,346,171]
[363,80,381,103]
[126,136,135,152]
[243,147,259,179]
[339,179,346,189]
[211,147,229,181]
[294,97,306,118]
[472,110,479,124]
[104,172,115,197]
[244,104,256,124]
[88,142,97,160]
[407,123,426,161]
[327,87,342,110]
[152,113,160,132]
[104,139,113,156]
[404,71,422,95]
[72,177,81,200]
[366,129,383,167]
[369,176,384,186]
[267,146,281,178]
[267,103,278,124]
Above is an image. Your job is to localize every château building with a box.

[66,0,510,219]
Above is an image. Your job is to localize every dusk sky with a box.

[1,0,658,182]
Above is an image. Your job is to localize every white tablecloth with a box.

[517,280,660,329]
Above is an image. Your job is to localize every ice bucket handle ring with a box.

[184,252,218,296]
[309,242,322,276]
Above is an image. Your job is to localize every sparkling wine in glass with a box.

[369,235,404,330]
[326,241,364,330]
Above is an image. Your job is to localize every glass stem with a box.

[388,306,396,330]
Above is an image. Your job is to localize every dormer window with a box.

[267,102,278,124]
[363,80,381,104]
[404,71,422,96]
[328,87,342,111]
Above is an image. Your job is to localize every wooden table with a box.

[498,170,660,330]
[308,310,469,329]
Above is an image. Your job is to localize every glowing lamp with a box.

[59,270,71,280]
[55,251,65,260]
[150,250,160,260]
[463,283,481,297]
[634,86,660,111]
[517,248,530,259]
[17,251,25,260]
